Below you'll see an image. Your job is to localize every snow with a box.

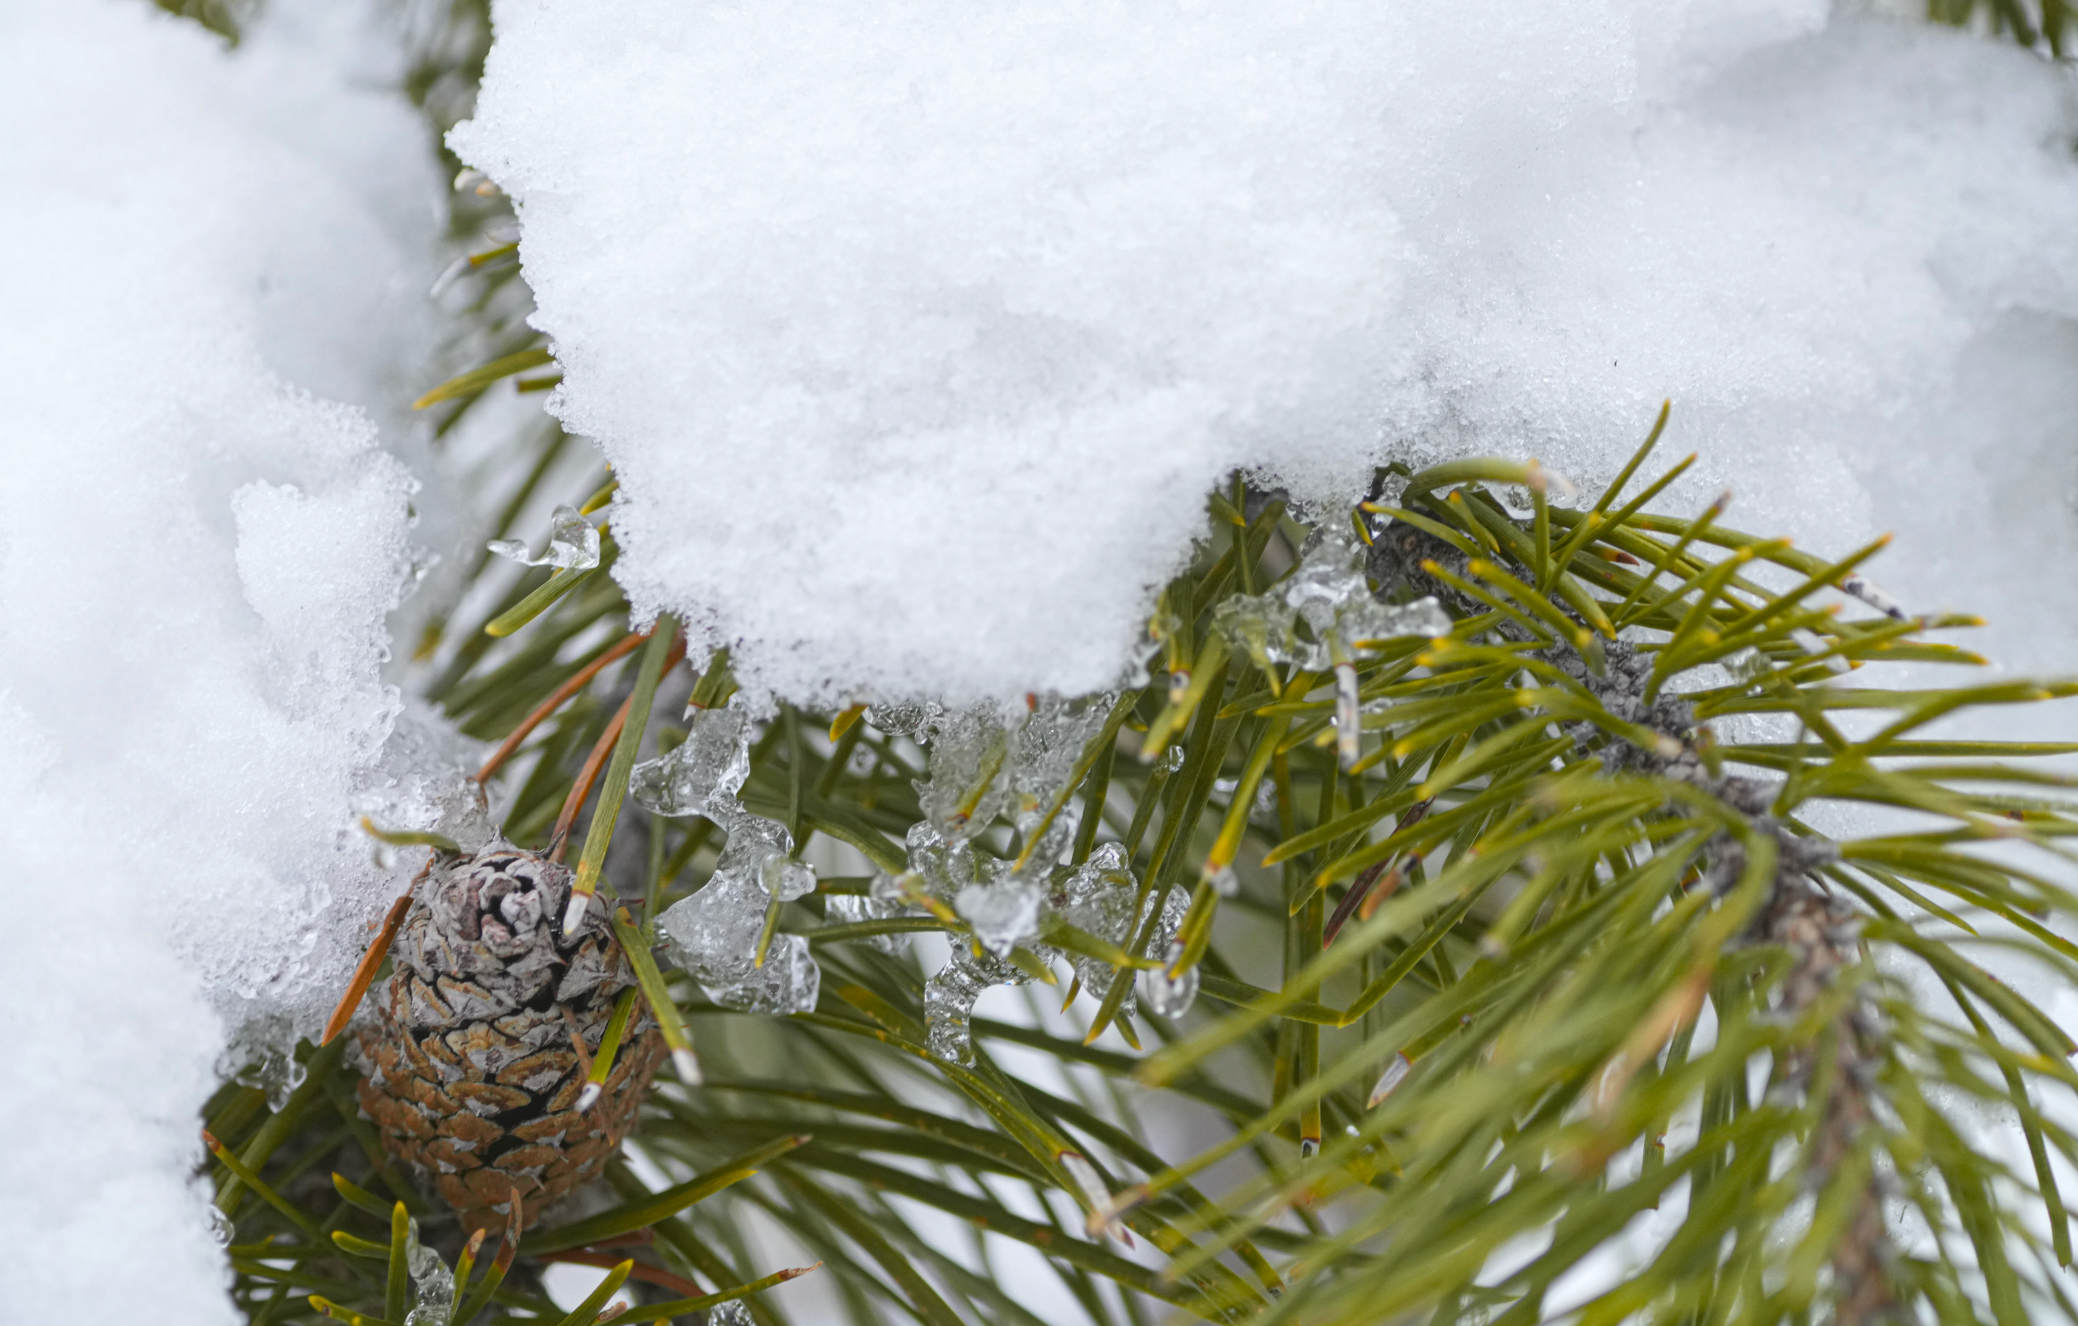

[0,2,449,1318]
[454,0,2078,705]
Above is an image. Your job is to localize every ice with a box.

[485,502,600,571]
[656,816,821,1014]
[628,703,752,821]
[825,892,912,954]
[1215,526,1452,678]
[0,2,443,1320]
[916,707,1013,839]
[1008,694,1116,835]
[1137,890,1201,1019]
[925,942,1033,1066]
[404,1223,455,1326]
[953,879,1044,960]
[1057,844,1143,1022]
[451,2,2078,705]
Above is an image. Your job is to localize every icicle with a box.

[403,1223,455,1326]
[486,503,599,571]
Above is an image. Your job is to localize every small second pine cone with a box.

[352,842,665,1238]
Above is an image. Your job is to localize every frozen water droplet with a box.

[708,1304,754,1326]
[1140,938,1199,1018]
[233,1042,307,1112]
[207,1205,234,1247]
[1493,483,1536,518]
[485,504,599,571]
[1157,745,1186,775]
[630,705,751,820]
[374,842,399,870]
[1205,866,1239,899]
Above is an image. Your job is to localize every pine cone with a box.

[353,843,665,1237]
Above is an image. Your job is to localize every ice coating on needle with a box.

[827,891,912,955]
[656,814,821,1015]
[926,943,1033,1065]
[629,704,752,820]
[1137,890,1200,1020]
[1058,844,1143,1023]
[0,3,441,1319]
[454,0,2078,704]
[486,502,600,571]
[1216,524,1453,673]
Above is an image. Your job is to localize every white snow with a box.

[454,0,2078,704]
[0,2,449,1319]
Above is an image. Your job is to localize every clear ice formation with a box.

[656,815,821,1015]
[925,941,1031,1064]
[827,890,912,954]
[895,694,1196,1060]
[629,703,752,821]
[1215,524,1451,674]
[403,1224,453,1326]
[1137,888,1200,1019]
[485,502,601,571]
[1057,843,1142,1023]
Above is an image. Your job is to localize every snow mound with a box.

[455,0,2078,702]
[0,3,446,1318]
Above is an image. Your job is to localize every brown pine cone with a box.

[352,842,665,1238]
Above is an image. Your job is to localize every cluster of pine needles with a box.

[185,2,2078,1323]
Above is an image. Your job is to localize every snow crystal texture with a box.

[0,3,443,1319]
[456,0,2078,702]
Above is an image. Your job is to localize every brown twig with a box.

[319,867,427,1045]
[1323,799,1431,946]
[476,629,650,786]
